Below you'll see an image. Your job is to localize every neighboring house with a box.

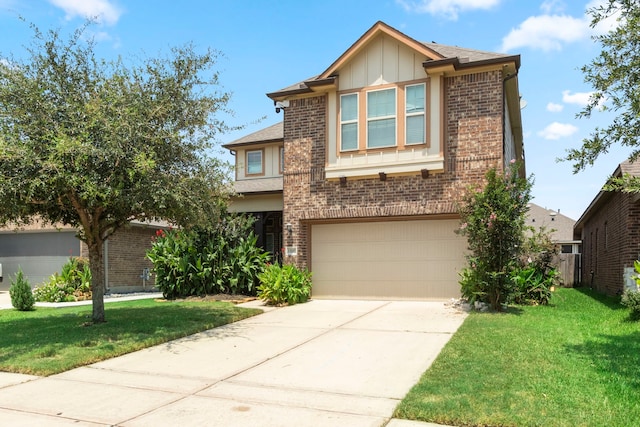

[526,203,579,254]
[0,220,161,292]
[526,203,580,286]
[224,122,284,262]
[574,160,640,296]
[227,21,524,300]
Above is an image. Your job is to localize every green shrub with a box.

[147,212,270,299]
[621,289,640,320]
[510,266,554,306]
[456,161,533,311]
[9,267,35,311]
[32,257,92,302]
[257,263,312,306]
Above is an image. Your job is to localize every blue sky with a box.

[0,0,628,220]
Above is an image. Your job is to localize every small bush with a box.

[33,257,92,302]
[257,263,312,306]
[510,266,554,306]
[9,267,35,311]
[621,289,640,320]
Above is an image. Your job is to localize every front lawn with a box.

[0,299,261,376]
[395,287,640,427]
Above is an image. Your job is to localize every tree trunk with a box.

[88,241,106,323]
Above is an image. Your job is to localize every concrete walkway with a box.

[0,295,465,426]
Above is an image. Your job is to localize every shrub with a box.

[9,267,35,311]
[257,263,312,306]
[32,257,92,302]
[621,289,640,320]
[147,211,270,299]
[456,161,533,310]
[510,266,554,306]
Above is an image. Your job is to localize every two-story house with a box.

[226,21,524,300]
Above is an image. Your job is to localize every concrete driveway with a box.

[0,298,466,426]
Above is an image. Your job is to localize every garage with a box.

[310,219,467,300]
[0,231,81,291]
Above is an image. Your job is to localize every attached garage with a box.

[0,231,81,291]
[310,219,467,300]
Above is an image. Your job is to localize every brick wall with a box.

[81,225,158,292]
[283,70,505,269]
[581,192,640,296]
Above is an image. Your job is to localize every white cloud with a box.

[562,90,594,106]
[48,0,122,25]
[538,122,579,140]
[500,0,623,52]
[540,0,566,14]
[585,0,622,35]
[395,0,500,20]
[500,14,589,52]
[547,102,564,112]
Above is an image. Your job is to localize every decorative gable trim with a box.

[318,21,443,80]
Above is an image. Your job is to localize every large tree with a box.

[564,0,640,190]
[0,22,235,322]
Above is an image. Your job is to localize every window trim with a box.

[404,83,426,146]
[338,80,428,154]
[245,149,265,176]
[279,146,284,174]
[366,87,397,149]
[339,93,359,152]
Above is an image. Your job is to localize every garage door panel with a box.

[311,220,466,300]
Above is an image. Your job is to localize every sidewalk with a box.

[0,297,464,426]
[0,290,163,310]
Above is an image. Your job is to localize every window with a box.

[279,146,284,174]
[405,83,425,145]
[367,88,396,148]
[246,150,263,175]
[340,94,358,151]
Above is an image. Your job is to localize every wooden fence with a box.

[554,253,580,287]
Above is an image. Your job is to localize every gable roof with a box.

[223,122,283,149]
[267,21,520,100]
[526,203,576,242]
[574,159,640,234]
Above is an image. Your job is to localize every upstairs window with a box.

[367,88,396,148]
[246,149,263,175]
[340,93,358,151]
[279,146,284,174]
[339,82,427,153]
[405,83,425,145]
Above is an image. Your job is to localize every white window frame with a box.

[405,83,426,146]
[366,87,397,149]
[340,93,359,152]
[246,149,264,176]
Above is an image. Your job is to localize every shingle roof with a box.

[526,203,576,242]
[267,36,518,99]
[223,122,283,148]
[232,177,283,194]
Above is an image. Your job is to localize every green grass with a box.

[0,299,261,376]
[395,287,640,427]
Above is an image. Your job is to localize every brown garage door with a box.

[310,219,467,300]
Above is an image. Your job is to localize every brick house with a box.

[0,220,160,292]
[574,160,640,296]
[227,21,524,300]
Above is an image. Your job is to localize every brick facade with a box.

[580,191,640,296]
[283,70,506,269]
[81,224,157,292]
